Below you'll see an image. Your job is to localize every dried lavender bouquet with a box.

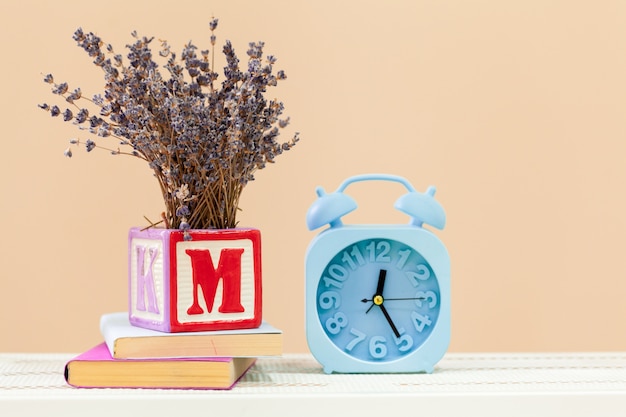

[40,19,299,232]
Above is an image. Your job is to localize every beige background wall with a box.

[1,0,625,354]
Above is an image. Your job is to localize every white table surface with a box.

[1,352,625,417]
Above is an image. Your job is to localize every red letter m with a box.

[185,248,246,315]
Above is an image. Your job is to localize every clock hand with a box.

[361,297,426,303]
[366,268,402,338]
[379,304,401,338]
[365,269,387,314]
[375,269,387,297]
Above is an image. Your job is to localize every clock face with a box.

[315,238,440,363]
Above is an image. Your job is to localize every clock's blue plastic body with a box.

[305,174,450,374]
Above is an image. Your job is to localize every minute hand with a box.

[379,304,401,338]
[375,269,387,296]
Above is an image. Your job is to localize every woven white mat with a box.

[2,352,626,394]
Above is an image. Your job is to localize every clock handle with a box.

[336,173,417,193]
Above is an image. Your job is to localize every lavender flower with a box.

[66,88,82,103]
[176,205,190,217]
[74,108,89,124]
[40,19,299,230]
[62,109,73,122]
[85,139,96,152]
[52,82,68,95]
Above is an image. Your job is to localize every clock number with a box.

[328,264,348,281]
[366,241,376,262]
[405,264,431,287]
[394,328,414,352]
[366,241,391,263]
[411,311,433,333]
[369,336,388,359]
[325,312,348,335]
[376,241,391,262]
[342,246,366,270]
[322,263,349,289]
[415,291,437,309]
[345,328,366,352]
[322,277,343,289]
[396,249,411,269]
[318,291,341,310]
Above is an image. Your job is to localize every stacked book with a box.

[64,313,283,389]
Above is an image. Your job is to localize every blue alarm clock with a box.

[305,174,450,374]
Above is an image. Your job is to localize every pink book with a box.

[64,343,255,389]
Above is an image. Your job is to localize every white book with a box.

[100,312,283,359]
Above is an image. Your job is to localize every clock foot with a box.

[323,366,334,374]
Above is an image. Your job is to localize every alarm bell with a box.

[305,186,357,230]
[394,186,446,229]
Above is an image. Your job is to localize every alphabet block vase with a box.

[128,227,262,332]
